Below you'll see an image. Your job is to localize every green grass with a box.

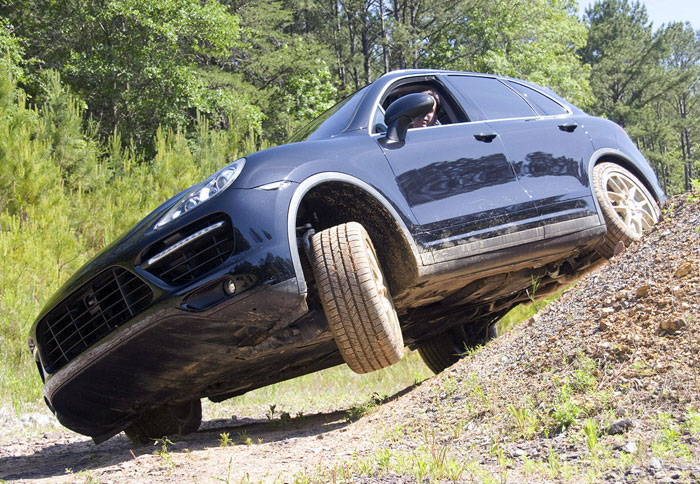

[205,350,433,421]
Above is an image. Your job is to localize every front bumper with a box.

[44,277,308,441]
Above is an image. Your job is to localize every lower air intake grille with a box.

[143,214,236,286]
[38,267,153,373]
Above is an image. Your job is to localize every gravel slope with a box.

[360,193,699,483]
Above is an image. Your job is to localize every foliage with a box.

[0,18,24,81]
[346,392,383,422]
[1,0,260,147]
[582,0,700,194]
[219,0,338,141]
[582,0,669,124]
[426,0,593,107]
[550,384,583,430]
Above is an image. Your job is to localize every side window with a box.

[507,81,568,116]
[373,81,467,133]
[448,76,536,120]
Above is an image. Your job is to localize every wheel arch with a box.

[287,173,420,297]
[588,148,663,205]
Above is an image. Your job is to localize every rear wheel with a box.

[418,323,497,374]
[311,222,404,374]
[124,399,202,444]
[592,162,660,258]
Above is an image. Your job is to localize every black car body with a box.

[28,69,665,443]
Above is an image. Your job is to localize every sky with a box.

[578,0,700,30]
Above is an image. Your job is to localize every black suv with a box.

[29,69,665,443]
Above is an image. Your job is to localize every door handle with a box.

[474,133,497,143]
[558,123,578,132]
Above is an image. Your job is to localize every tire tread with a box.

[311,222,403,374]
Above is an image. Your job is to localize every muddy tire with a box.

[311,222,404,374]
[418,323,497,374]
[124,399,202,444]
[592,162,660,259]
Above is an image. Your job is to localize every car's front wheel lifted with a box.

[311,222,404,374]
[418,323,497,374]
[592,162,660,259]
[124,399,202,444]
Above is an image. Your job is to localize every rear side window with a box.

[507,81,568,116]
[448,76,535,120]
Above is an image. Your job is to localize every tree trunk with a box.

[361,2,371,85]
[379,0,389,74]
[334,0,346,89]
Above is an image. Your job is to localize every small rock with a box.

[649,457,663,471]
[20,413,52,427]
[614,240,626,256]
[77,454,93,465]
[636,285,651,297]
[660,319,686,332]
[673,261,694,278]
[622,441,637,454]
[658,297,673,306]
[512,448,526,457]
[599,307,615,318]
[565,451,583,460]
[606,419,633,435]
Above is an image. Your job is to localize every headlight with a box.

[154,157,246,230]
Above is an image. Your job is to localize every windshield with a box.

[288,86,369,143]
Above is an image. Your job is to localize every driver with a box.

[410,89,440,128]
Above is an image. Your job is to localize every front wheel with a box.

[124,399,202,444]
[311,222,404,374]
[592,162,660,259]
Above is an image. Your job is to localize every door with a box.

[380,122,537,263]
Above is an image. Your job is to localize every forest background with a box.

[0,0,698,409]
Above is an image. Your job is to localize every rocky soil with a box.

[1,194,698,484]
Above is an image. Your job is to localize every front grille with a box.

[142,214,236,286]
[38,267,153,373]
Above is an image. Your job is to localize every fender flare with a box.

[286,172,421,295]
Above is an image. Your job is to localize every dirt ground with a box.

[1,194,699,484]
[1,404,393,483]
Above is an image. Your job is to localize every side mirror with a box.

[383,93,435,143]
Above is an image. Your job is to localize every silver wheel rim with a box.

[603,171,658,237]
